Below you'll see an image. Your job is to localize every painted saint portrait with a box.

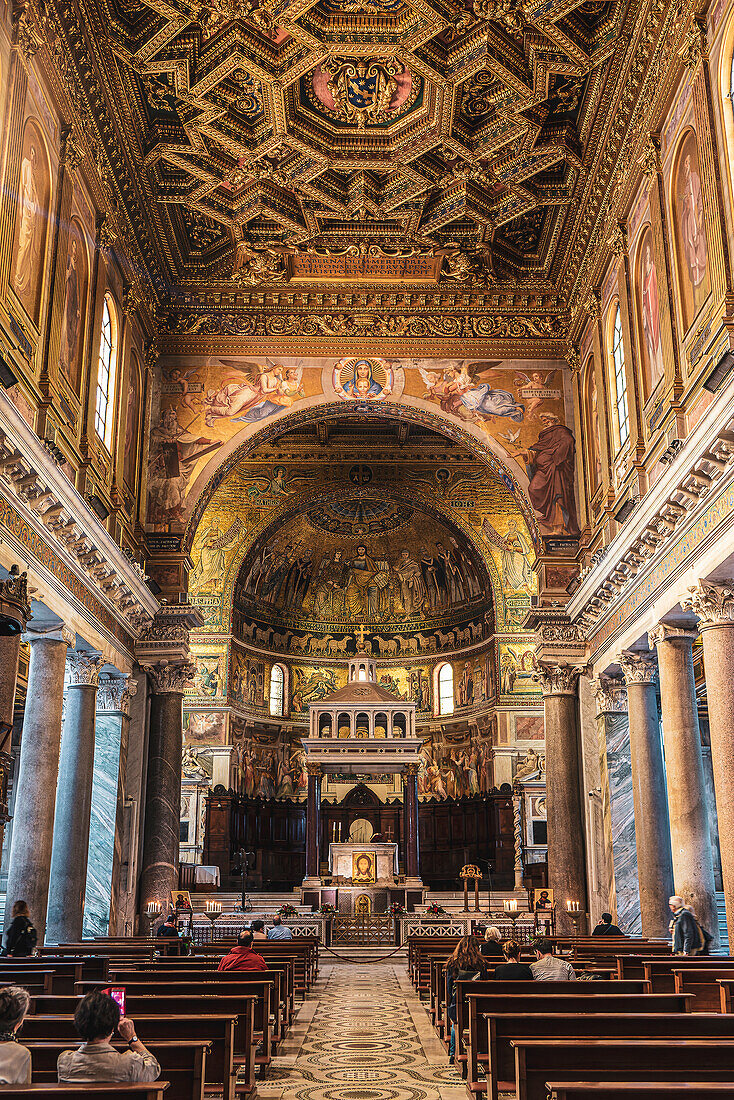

[509,413,579,536]
[636,228,664,398]
[673,130,710,332]
[334,358,392,401]
[11,120,50,323]
[123,355,141,489]
[352,852,376,884]
[58,219,88,394]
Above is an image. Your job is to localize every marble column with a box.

[512,786,524,892]
[5,624,75,942]
[304,763,322,884]
[0,570,31,850]
[593,676,640,933]
[83,675,136,938]
[618,650,673,937]
[403,763,420,883]
[535,661,588,933]
[649,622,717,944]
[47,651,106,943]
[682,582,734,939]
[138,660,194,917]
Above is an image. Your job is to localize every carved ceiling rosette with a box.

[618,650,658,685]
[681,581,734,628]
[66,651,106,688]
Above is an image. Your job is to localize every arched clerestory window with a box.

[269,664,285,716]
[95,294,119,450]
[438,663,454,716]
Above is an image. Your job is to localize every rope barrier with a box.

[320,942,407,963]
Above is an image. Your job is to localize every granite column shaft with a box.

[305,764,321,880]
[403,764,419,881]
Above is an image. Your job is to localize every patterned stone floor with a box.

[256,961,468,1100]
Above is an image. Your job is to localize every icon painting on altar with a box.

[352,852,376,884]
[172,890,193,911]
[532,888,554,911]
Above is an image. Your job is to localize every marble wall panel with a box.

[605,713,641,935]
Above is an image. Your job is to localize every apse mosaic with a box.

[152,354,574,543]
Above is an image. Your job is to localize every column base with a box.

[404,876,423,888]
[302,876,322,888]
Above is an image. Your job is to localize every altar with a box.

[328,842,399,883]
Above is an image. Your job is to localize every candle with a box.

[566,900,580,912]
[146,901,161,916]
[504,899,518,913]
[206,901,222,914]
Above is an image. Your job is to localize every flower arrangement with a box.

[319,903,337,916]
[277,903,298,917]
[425,902,446,916]
[388,902,406,916]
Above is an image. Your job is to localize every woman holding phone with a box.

[57,991,161,1083]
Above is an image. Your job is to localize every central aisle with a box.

[260,961,468,1100]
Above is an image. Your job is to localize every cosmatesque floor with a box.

[256,961,468,1100]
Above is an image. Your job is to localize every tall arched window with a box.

[438,663,454,716]
[269,664,284,716]
[95,295,119,450]
[611,305,630,448]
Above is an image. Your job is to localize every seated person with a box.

[480,926,504,959]
[0,986,31,1084]
[57,991,160,1082]
[156,913,179,939]
[445,936,489,1061]
[250,919,268,941]
[592,912,623,936]
[530,937,576,981]
[268,915,293,940]
[492,940,533,980]
[218,930,268,971]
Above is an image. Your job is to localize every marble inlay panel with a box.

[605,713,641,934]
[83,713,122,938]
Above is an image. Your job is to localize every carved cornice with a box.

[592,674,628,716]
[66,650,106,687]
[97,674,137,715]
[618,650,658,686]
[142,658,195,695]
[532,660,588,697]
[681,581,734,629]
[135,602,204,668]
[0,569,32,629]
[648,623,698,648]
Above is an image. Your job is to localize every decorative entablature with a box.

[566,371,734,667]
[0,392,159,650]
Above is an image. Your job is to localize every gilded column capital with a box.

[681,581,734,628]
[648,623,697,648]
[96,674,137,716]
[142,658,195,695]
[618,650,658,685]
[592,675,628,716]
[680,17,707,71]
[532,660,588,697]
[66,650,105,687]
[404,762,419,777]
[306,761,322,777]
[0,568,32,631]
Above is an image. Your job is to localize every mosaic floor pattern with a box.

[257,961,468,1100]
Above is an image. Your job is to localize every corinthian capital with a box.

[648,623,697,648]
[67,651,105,687]
[143,658,195,694]
[618,650,658,685]
[532,660,588,696]
[592,675,628,716]
[97,674,138,716]
[681,581,734,628]
[0,568,31,630]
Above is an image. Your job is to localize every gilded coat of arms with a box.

[322,57,403,129]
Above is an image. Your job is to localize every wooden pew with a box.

[0,970,54,995]
[617,957,734,990]
[458,991,691,1079]
[513,1039,734,1100]
[76,976,281,1058]
[472,1013,734,1100]
[21,1013,241,1100]
[673,968,734,1011]
[450,981,657,1069]
[0,957,109,986]
[0,1086,169,1099]
[23,1039,207,1100]
[32,992,258,1086]
[548,1086,734,1100]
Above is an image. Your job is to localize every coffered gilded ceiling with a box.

[32,0,694,328]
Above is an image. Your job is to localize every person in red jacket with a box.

[217,930,268,972]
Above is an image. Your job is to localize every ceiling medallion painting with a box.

[309,58,418,128]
